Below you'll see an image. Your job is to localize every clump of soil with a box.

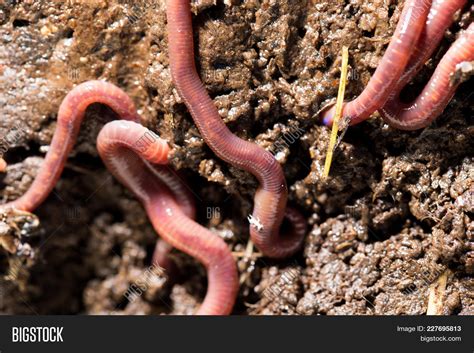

[0,0,472,315]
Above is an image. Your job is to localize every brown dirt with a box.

[0,0,472,315]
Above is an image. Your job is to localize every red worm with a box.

[387,0,467,95]
[321,0,432,126]
[0,79,177,278]
[97,120,239,315]
[0,78,235,313]
[166,0,307,259]
[380,19,474,129]
[147,164,196,219]
[322,0,473,130]
[148,165,196,272]
[0,80,140,212]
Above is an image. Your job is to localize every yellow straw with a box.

[323,46,349,178]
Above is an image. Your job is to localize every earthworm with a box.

[380,11,473,129]
[166,0,306,259]
[0,80,140,212]
[322,0,473,130]
[321,0,432,126]
[0,79,178,277]
[148,165,196,272]
[147,164,196,219]
[0,78,234,313]
[387,0,467,95]
[97,120,239,315]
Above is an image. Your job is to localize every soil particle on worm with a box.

[0,0,472,315]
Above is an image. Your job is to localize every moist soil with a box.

[0,0,472,315]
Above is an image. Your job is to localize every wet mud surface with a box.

[0,0,472,315]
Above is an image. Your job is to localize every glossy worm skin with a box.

[148,164,196,272]
[166,0,306,259]
[97,120,239,315]
[381,23,474,129]
[322,0,473,130]
[0,79,175,279]
[386,0,467,95]
[0,78,235,314]
[322,0,432,126]
[0,81,139,212]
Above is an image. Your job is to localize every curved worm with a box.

[148,165,196,272]
[97,120,239,315]
[148,165,196,219]
[321,0,432,126]
[387,0,467,95]
[0,80,140,212]
[0,78,234,313]
[322,0,472,130]
[166,0,306,259]
[0,79,177,284]
[380,17,473,129]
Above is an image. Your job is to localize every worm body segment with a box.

[321,0,473,130]
[166,0,306,259]
[0,81,140,212]
[97,120,239,315]
[381,22,474,129]
[322,0,432,126]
